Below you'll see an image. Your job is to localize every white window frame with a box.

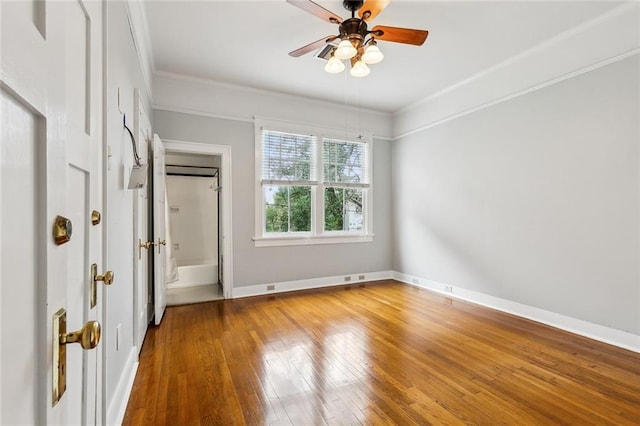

[254,117,374,247]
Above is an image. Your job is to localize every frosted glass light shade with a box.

[362,44,384,64]
[324,56,345,73]
[334,39,357,59]
[350,60,370,77]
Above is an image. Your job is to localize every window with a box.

[254,118,373,247]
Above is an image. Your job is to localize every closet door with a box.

[152,134,167,324]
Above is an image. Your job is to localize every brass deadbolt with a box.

[61,320,101,350]
[91,210,101,226]
[53,215,72,245]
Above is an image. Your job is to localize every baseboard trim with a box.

[232,270,393,299]
[391,271,640,354]
[106,348,138,426]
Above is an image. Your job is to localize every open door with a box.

[133,90,152,350]
[1,1,103,424]
[152,134,167,325]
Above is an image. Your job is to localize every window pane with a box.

[264,185,311,233]
[263,131,315,180]
[323,139,366,183]
[324,188,363,232]
[289,186,311,232]
[265,185,288,233]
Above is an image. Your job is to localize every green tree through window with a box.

[258,122,370,241]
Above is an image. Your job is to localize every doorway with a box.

[165,152,221,304]
[161,140,233,302]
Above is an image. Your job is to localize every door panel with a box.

[66,165,90,425]
[153,135,167,325]
[0,0,103,423]
[0,88,42,426]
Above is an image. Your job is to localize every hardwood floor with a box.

[122,280,640,425]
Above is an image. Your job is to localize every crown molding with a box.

[394,2,640,139]
[152,71,394,139]
[123,0,155,102]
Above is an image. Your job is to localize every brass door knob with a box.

[95,270,114,286]
[139,240,153,249]
[61,321,101,350]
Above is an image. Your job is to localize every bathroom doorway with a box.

[160,140,233,304]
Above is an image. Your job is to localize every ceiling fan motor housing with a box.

[340,18,368,45]
[343,0,364,13]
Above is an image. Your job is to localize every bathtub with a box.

[167,264,218,289]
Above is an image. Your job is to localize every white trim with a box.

[392,272,640,354]
[154,104,255,124]
[123,0,154,101]
[155,71,390,117]
[253,233,374,247]
[152,73,394,139]
[254,118,374,245]
[162,139,234,300]
[393,2,640,138]
[106,348,138,426]
[393,48,640,140]
[232,271,393,299]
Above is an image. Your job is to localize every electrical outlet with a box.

[412,278,419,285]
[267,284,275,291]
[358,275,365,280]
[445,285,453,293]
[344,276,352,282]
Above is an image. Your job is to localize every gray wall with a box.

[104,1,153,418]
[153,110,393,287]
[392,56,640,334]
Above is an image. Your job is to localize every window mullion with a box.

[314,135,324,236]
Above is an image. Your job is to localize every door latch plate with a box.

[90,264,97,308]
[52,308,67,406]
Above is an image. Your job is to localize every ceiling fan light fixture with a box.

[324,55,345,73]
[350,60,370,77]
[362,43,383,64]
[334,39,358,59]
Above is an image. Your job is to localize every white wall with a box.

[392,55,640,335]
[104,1,152,423]
[153,110,393,287]
[166,175,218,267]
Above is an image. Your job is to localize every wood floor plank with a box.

[122,280,640,425]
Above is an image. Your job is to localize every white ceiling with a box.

[143,1,622,113]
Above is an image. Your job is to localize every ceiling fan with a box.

[287,0,429,77]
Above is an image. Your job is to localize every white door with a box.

[133,90,152,351]
[1,0,103,425]
[152,134,167,325]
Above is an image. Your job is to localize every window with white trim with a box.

[254,118,373,247]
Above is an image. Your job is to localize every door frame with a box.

[162,140,233,299]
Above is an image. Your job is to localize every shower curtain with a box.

[165,184,179,284]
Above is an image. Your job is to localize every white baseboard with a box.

[391,271,640,354]
[232,270,392,299]
[106,347,139,426]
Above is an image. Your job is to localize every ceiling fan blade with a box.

[286,0,342,24]
[359,0,391,21]
[289,35,338,57]
[371,25,429,45]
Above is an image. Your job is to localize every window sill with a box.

[253,233,374,248]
